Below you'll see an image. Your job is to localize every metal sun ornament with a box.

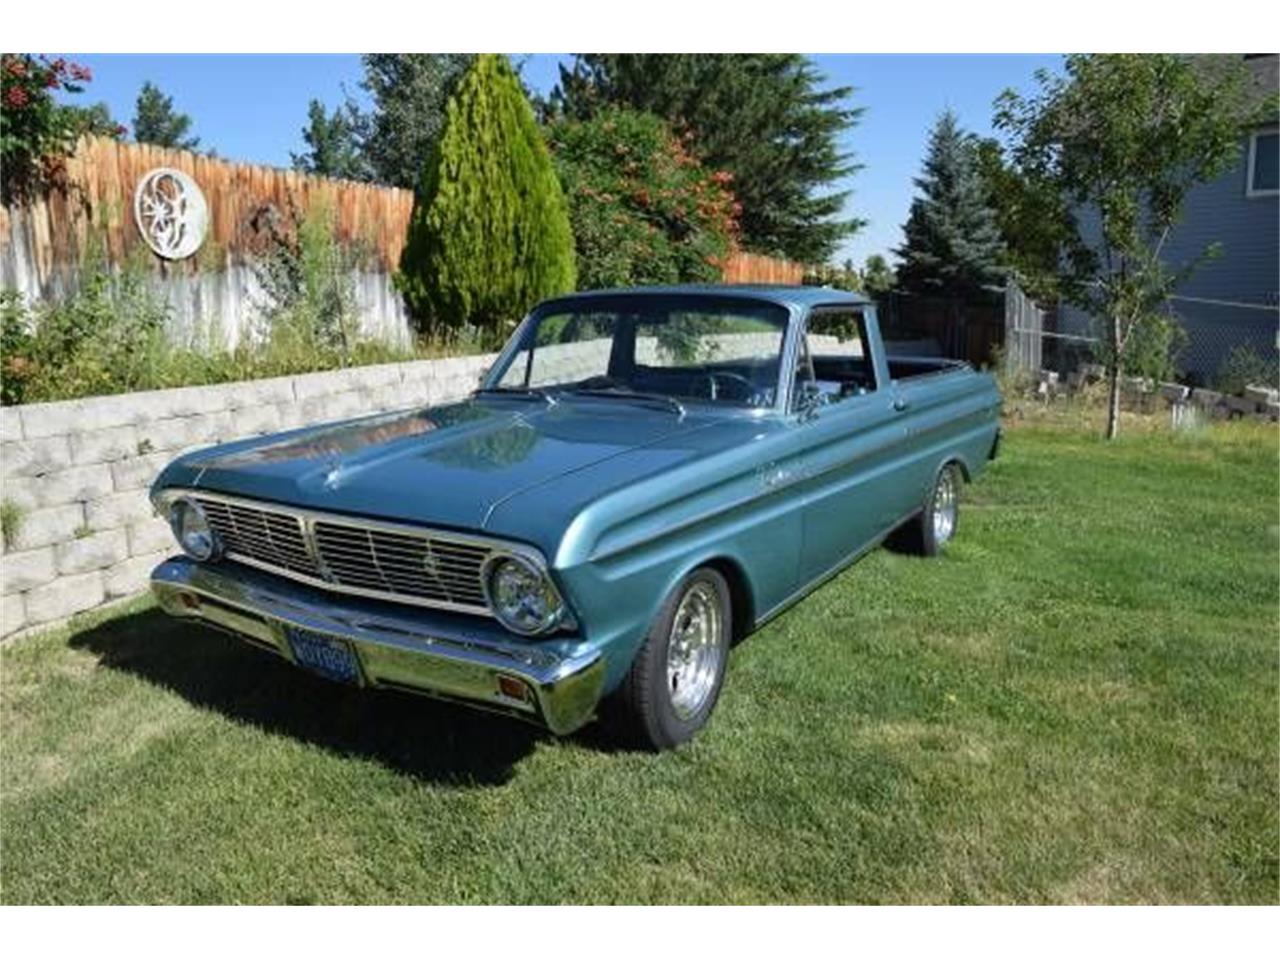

[133,168,209,260]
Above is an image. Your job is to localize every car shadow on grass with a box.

[67,607,553,787]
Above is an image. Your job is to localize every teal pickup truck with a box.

[151,286,1001,749]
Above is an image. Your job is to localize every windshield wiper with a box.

[473,386,556,405]
[562,387,685,417]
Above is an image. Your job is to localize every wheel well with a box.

[946,456,972,483]
[701,557,755,643]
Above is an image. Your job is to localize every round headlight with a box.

[483,555,565,635]
[169,498,220,561]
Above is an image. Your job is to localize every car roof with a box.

[541,284,873,312]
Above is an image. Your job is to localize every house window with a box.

[1247,129,1279,197]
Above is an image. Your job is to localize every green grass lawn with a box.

[2,414,1277,904]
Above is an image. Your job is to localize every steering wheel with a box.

[701,371,758,403]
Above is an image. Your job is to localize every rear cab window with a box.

[794,309,877,410]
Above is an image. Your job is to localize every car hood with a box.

[162,396,722,534]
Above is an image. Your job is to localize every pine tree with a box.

[291,100,366,180]
[396,54,575,341]
[551,54,862,263]
[895,111,1004,297]
[132,81,199,150]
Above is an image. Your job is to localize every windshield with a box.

[486,295,790,410]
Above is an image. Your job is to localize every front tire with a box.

[606,567,732,751]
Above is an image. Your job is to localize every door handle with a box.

[892,397,909,412]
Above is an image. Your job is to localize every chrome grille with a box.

[197,497,320,577]
[313,521,491,608]
[189,493,500,616]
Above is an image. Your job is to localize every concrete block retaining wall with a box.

[0,353,495,639]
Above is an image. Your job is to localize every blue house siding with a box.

[1060,133,1279,384]
[1160,131,1278,382]
[1169,133,1279,308]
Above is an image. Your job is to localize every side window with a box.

[795,310,877,409]
[1248,129,1279,197]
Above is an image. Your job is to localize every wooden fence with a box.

[720,251,806,285]
[0,137,416,346]
[874,287,1008,367]
[0,135,415,284]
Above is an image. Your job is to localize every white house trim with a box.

[1245,126,1279,198]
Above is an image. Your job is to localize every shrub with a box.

[1215,344,1279,395]
[249,201,363,368]
[1088,310,1187,387]
[1122,311,1187,385]
[397,54,575,345]
[0,210,482,406]
[0,256,172,404]
[1,54,101,203]
[545,108,739,290]
[803,262,862,292]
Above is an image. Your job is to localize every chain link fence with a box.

[1005,292,1279,390]
[867,282,1278,396]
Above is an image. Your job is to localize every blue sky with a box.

[54,53,1064,266]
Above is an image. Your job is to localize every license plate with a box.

[286,627,361,685]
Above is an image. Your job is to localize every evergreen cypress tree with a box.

[396,55,576,341]
[895,110,1005,297]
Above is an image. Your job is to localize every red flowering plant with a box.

[0,54,94,203]
[545,108,739,289]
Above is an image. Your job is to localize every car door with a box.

[790,306,918,584]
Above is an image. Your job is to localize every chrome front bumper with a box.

[150,557,606,734]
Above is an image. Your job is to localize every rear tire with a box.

[891,462,961,557]
[605,567,732,751]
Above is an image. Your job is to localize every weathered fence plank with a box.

[720,251,805,285]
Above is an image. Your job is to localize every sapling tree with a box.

[996,54,1255,438]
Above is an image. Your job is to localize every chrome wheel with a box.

[932,466,958,544]
[665,581,724,720]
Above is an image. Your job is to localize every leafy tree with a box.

[973,137,1070,304]
[803,259,862,291]
[354,54,472,188]
[862,254,895,295]
[996,54,1255,438]
[895,110,1005,297]
[1,54,96,202]
[64,101,126,141]
[545,107,738,289]
[551,54,862,262]
[397,54,575,342]
[132,81,199,150]
[291,99,366,180]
